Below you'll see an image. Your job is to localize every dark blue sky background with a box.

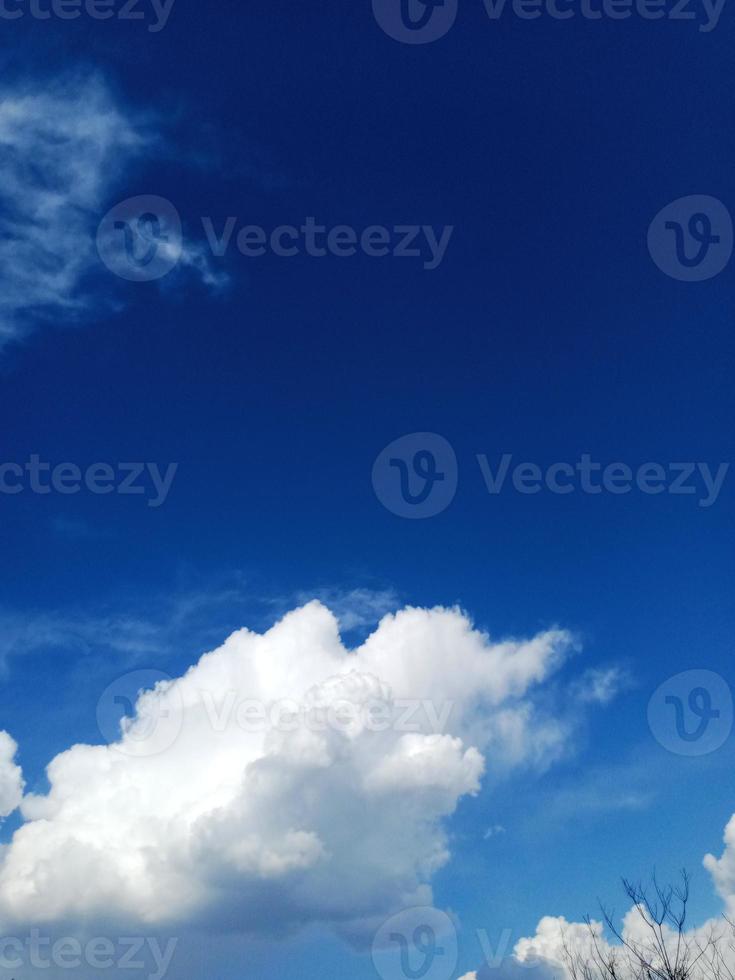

[0,2,733,976]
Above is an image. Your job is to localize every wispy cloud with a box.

[292,586,401,632]
[526,754,656,831]
[0,72,141,344]
[50,516,114,540]
[0,581,402,674]
[0,579,253,671]
[571,666,631,704]
[0,71,223,348]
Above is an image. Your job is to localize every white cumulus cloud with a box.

[0,602,591,939]
[0,732,23,818]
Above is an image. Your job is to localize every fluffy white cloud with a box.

[513,909,735,980]
[704,814,735,914]
[513,827,735,980]
[0,72,222,346]
[0,602,586,937]
[515,914,604,969]
[0,732,23,818]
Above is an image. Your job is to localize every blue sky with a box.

[0,2,733,979]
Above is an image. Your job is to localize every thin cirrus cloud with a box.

[0,582,399,674]
[0,590,235,671]
[291,586,401,632]
[0,601,618,943]
[0,71,223,348]
[570,665,631,704]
